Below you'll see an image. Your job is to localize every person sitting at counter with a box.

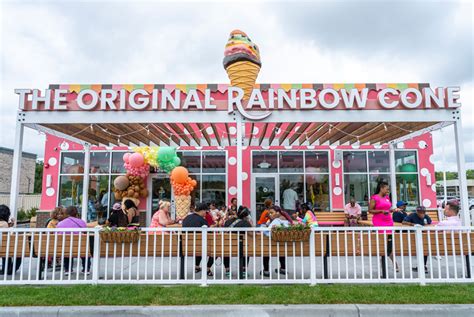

[150,200,174,232]
[392,201,408,223]
[402,206,432,226]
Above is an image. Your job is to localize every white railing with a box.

[0,194,41,211]
[0,226,472,285]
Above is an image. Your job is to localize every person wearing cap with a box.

[182,202,214,276]
[107,202,129,227]
[392,201,408,223]
[402,206,432,226]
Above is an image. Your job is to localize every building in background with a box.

[0,147,37,194]
[436,179,474,198]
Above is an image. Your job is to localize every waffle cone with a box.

[225,61,260,100]
[175,195,191,220]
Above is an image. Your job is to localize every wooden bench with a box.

[33,234,92,257]
[315,212,346,226]
[0,233,30,257]
[363,209,440,225]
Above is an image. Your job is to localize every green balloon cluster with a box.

[157,147,181,173]
[399,163,417,182]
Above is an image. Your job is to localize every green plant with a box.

[16,207,38,221]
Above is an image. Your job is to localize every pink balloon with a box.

[129,153,144,168]
[123,153,131,163]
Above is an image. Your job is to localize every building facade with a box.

[0,147,37,194]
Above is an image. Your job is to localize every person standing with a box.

[282,186,299,215]
[369,181,398,272]
[223,207,252,278]
[344,197,361,226]
[182,203,214,276]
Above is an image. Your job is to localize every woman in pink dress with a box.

[368,181,398,272]
[150,200,174,234]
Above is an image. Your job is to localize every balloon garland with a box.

[170,166,197,220]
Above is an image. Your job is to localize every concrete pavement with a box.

[1,305,473,317]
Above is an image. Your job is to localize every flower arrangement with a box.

[271,224,311,242]
[100,226,141,243]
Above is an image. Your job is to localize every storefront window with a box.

[60,152,84,174]
[201,175,226,205]
[58,175,83,208]
[344,174,369,209]
[368,151,389,173]
[279,174,304,211]
[90,152,110,174]
[88,175,109,223]
[179,152,201,173]
[202,152,226,173]
[305,152,329,173]
[279,151,303,173]
[343,151,367,173]
[189,174,200,206]
[252,151,278,173]
[395,151,418,172]
[111,151,128,174]
[396,174,419,209]
[305,174,330,211]
[369,174,390,197]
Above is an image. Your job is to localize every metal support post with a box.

[82,143,91,223]
[9,118,25,226]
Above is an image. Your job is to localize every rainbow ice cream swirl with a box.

[223,30,261,69]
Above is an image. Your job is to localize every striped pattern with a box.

[48,83,430,94]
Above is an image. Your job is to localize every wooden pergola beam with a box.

[308,123,330,144]
[155,124,181,145]
[248,122,255,146]
[289,122,311,146]
[318,122,351,145]
[43,124,110,146]
[119,124,150,146]
[258,123,269,146]
[298,123,322,144]
[268,123,282,146]
[224,123,232,146]
[96,124,136,146]
[210,124,221,146]
[337,123,380,144]
[196,123,212,146]
[168,123,191,146]
[182,123,201,146]
[278,122,296,145]
[147,124,171,145]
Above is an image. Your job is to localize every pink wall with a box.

[41,132,436,212]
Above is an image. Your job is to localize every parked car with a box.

[469,198,474,210]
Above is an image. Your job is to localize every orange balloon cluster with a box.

[170,167,197,196]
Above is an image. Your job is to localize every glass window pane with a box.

[280,174,304,212]
[151,175,172,212]
[369,174,391,197]
[87,175,109,223]
[178,152,201,173]
[305,174,330,211]
[111,151,128,174]
[255,176,276,222]
[343,151,367,173]
[344,174,369,210]
[396,174,419,209]
[201,175,226,206]
[188,175,200,206]
[305,151,329,173]
[58,175,83,209]
[395,151,418,172]
[90,152,110,174]
[60,152,85,174]
[368,151,389,173]
[252,151,278,173]
[202,152,226,173]
[279,151,303,173]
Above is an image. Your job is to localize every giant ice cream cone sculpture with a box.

[223,30,261,100]
[170,166,197,221]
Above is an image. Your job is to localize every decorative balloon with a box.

[399,163,417,182]
[157,147,181,173]
[113,175,130,190]
[171,166,189,184]
[113,174,148,200]
[132,146,159,168]
[123,151,150,178]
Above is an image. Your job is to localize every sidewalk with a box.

[1,305,473,317]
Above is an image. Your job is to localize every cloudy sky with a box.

[0,0,472,171]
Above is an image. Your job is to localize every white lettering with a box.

[319,89,340,109]
[77,89,98,110]
[446,86,461,108]
[340,88,368,109]
[32,89,52,110]
[151,89,159,109]
[277,89,297,109]
[182,89,202,109]
[15,89,31,110]
[119,89,126,110]
[247,89,266,109]
[378,88,399,109]
[299,89,317,109]
[228,87,270,120]
[400,88,423,109]
[161,89,180,110]
[423,87,445,108]
[100,89,118,110]
[268,88,275,109]
[53,89,68,110]
[129,89,149,110]
[204,89,216,109]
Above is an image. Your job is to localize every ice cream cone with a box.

[225,61,260,100]
[175,195,191,220]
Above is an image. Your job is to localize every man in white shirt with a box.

[282,186,299,215]
[437,201,462,227]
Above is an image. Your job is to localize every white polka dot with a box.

[418,140,427,149]
[284,146,292,150]
[206,127,214,135]
[396,142,405,149]
[374,143,383,149]
[217,145,225,150]
[333,187,342,196]
[183,128,189,135]
[422,199,431,208]
[332,160,341,169]
[242,146,248,150]
[329,144,338,150]
[275,128,281,135]
[429,154,435,164]
[196,146,203,150]
[252,127,259,135]
[420,168,429,177]
[60,141,69,150]
[431,184,437,192]
[46,188,55,197]
[351,143,360,149]
[228,186,237,195]
[228,157,237,165]
[262,145,270,150]
[294,126,300,132]
[242,172,248,181]
[307,145,315,150]
[229,126,237,135]
[48,157,57,166]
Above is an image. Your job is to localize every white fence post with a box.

[309,228,317,286]
[92,227,100,284]
[201,228,208,287]
[415,226,426,286]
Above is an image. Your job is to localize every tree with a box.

[34,161,43,194]
[435,169,473,181]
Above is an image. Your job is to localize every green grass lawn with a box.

[1,284,474,306]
